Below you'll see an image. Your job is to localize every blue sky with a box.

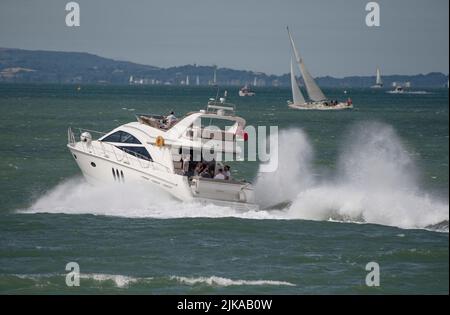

[0,0,448,76]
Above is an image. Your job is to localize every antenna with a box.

[215,85,220,101]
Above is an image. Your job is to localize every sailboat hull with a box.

[288,101,353,110]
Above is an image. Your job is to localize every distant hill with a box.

[0,48,448,87]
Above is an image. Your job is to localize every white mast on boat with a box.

[287,26,326,102]
[290,58,306,105]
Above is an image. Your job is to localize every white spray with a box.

[262,122,448,229]
[23,123,449,230]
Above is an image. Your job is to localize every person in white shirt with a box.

[166,111,177,127]
[214,169,226,180]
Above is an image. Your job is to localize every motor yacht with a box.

[67,96,257,210]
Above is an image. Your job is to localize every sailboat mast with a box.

[287,26,301,65]
[286,26,327,102]
[290,58,306,105]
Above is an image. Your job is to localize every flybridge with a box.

[206,97,236,116]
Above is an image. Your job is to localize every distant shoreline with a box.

[0,48,448,88]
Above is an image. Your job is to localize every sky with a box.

[0,0,448,76]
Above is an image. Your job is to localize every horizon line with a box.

[1,46,449,78]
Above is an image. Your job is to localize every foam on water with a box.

[263,123,449,230]
[9,273,293,289]
[13,273,143,288]
[171,276,295,287]
[22,122,449,231]
[22,176,276,219]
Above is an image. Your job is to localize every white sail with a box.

[290,59,306,105]
[287,26,326,102]
[376,67,382,85]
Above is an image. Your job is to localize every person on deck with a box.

[224,165,231,180]
[214,169,226,180]
[166,111,177,127]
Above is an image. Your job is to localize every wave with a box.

[12,273,148,288]
[387,91,431,94]
[21,122,449,231]
[6,273,294,289]
[171,276,295,287]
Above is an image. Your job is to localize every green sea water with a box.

[0,84,448,294]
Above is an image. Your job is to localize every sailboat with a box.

[371,67,383,88]
[286,26,353,110]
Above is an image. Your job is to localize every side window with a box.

[117,146,152,161]
[121,132,141,144]
[102,131,141,144]
[102,131,122,143]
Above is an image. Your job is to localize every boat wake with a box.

[22,122,449,232]
[387,91,431,95]
[255,124,449,231]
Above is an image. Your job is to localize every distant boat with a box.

[371,67,383,88]
[238,84,255,97]
[387,82,428,94]
[388,85,405,94]
[286,26,353,110]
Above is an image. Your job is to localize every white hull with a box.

[387,90,404,94]
[67,140,258,211]
[288,101,353,111]
[238,91,255,97]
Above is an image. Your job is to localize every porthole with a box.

[73,154,77,160]
[120,170,124,182]
[112,168,116,180]
[90,162,96,167]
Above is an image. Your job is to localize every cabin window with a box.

[117,146,153,161]
[90,162,96,167]
[102,131,141,144]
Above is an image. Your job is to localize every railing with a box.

[67,127,171,172]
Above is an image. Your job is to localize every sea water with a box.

[0,84,448,294]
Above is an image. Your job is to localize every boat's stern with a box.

[189,177,257,210]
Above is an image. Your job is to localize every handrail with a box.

[76,128,107,140]
[68,127,171,173]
